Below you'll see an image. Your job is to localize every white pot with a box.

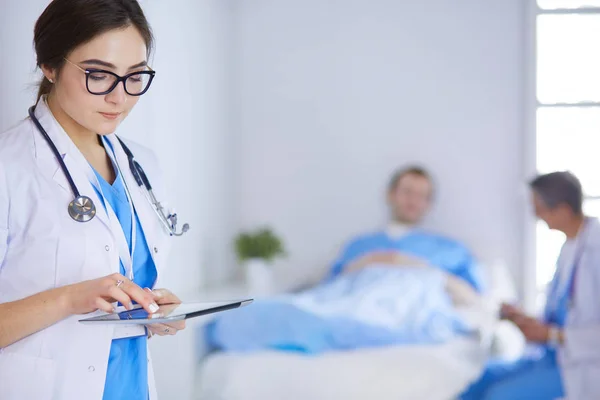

[244,258,274,295]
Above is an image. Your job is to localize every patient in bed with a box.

[328,166,484,302]
[205,166,485,354]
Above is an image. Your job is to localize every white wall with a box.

[0,1,47,130]
[130,0,237,290]
[232,0,527,287]
[0,1,235,399]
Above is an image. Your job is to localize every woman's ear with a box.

[40,65,55,84]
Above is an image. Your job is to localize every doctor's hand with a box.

[145,288,187,338]
[500,303,549,343]
[63,273,160,316]
[499,303,526,321]
[512,315,550,343]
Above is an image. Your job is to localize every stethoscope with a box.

[28,106,189,236]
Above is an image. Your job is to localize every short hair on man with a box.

[529,171,583,214]
[387,165,433,192]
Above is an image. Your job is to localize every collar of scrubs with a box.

[86,136,137,281]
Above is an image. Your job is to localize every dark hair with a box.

[529,171,583,214]
[388,165,433,192]
[34,0,154,101]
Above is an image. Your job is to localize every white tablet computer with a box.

[78,299,253,325]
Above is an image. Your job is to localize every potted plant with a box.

[233,227,286,294]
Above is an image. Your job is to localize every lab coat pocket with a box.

[0,352,56,400]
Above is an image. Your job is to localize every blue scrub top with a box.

[538,252,578,364]
[544,246,581,329]
[90,161,158,400]
[545,278,571,328]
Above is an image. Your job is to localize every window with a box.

[538,0,600,10]
[534,1,600,307]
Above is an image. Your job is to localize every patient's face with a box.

[388,174,432,224]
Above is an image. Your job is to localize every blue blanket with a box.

[205,267,473,354]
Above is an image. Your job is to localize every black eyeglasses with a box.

[64,58,155,96]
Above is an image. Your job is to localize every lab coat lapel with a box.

[31,99,112,234]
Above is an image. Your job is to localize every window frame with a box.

[524,1,600,312]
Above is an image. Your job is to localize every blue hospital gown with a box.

[90,163,157,400]
[328,230,485,291]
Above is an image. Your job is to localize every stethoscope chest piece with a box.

[68,195,96,223]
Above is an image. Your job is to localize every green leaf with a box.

[233,227,286,264]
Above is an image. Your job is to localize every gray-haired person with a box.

[462,171,600,400]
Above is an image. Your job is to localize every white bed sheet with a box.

[194,284,508,400]
[195,334,488,400]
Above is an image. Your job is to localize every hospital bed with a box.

[193,262,523,400]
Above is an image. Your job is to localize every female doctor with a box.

[462,171,600,400]
[0,1,187,399]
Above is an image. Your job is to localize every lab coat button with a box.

[153,247,158,254]
[88,366,95,372]
[105,245,110,252]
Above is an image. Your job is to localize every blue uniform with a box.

[90,157,157,400]
[328,230,484,291]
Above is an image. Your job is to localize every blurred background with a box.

[1,0,599,399]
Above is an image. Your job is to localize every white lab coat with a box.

[556,217,600,399]
[0,100,172,400]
